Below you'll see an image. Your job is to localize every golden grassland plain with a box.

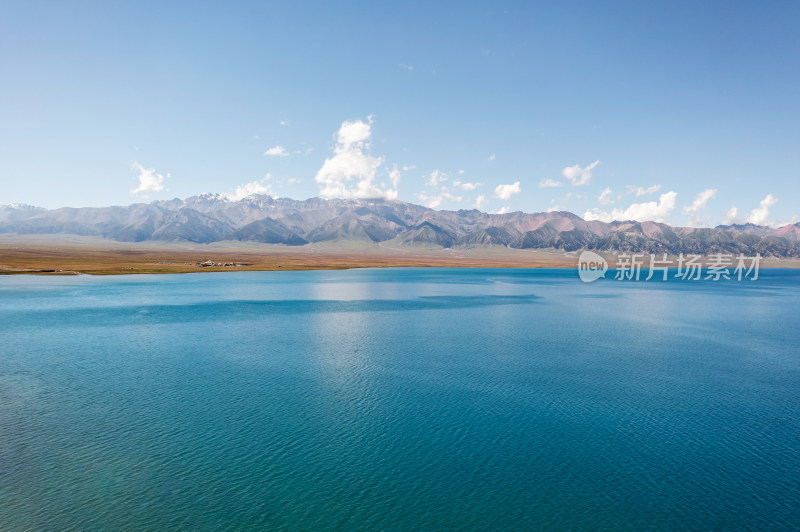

[0,236,798,275]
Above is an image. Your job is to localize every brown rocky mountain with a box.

[2,195,799,257]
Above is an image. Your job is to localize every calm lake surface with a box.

[1,268,799,530]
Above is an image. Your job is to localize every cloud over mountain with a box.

[748,194,778,226]
[314,117,398,200]
[494,181,521,200]
[562,160,600,186]
[585,190,677,223]
[131,162,167,195]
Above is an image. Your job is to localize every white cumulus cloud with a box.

[747,194,778,226]
[416,190,462,209]
[562,160,600,186]
[584,191,677,223]
[488,153,496,161]
[473,194,487,210]
[386,165,402,196]
[131,162,167,195]
[598,187,614,205]
[682,188,717,226]
[538,178,564,188]
[426,169,447,187]
[265,145,289,157]
[627,184,662,197]
[314,117,398,200]
[453,179,480,190]
[227,176,274,201]
[494,181,521,200]
[684,188,717,213]
[722,206,739,225]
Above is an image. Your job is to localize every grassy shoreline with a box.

[2,239,798,276]
[0,242,576,275]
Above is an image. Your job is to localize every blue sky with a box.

[1,1,798,227]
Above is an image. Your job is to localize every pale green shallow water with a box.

[1,268,799,530]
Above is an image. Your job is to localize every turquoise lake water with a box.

[1,268,799,530]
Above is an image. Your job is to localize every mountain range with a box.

[2,195,799,257]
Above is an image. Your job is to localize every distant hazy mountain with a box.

[2,195,799,257]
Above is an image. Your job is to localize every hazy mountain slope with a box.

[457,226,521,247]
[228,218,307,245]
[390,222,456,248]
[1,196,798,257]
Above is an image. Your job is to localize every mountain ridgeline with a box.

[2,195,799,257]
